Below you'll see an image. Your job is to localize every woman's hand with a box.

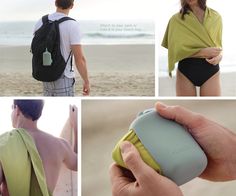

[192,47,222,59]
[201,47,222,58]
[206,54,222,65]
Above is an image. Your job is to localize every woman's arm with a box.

[191,47,222,58]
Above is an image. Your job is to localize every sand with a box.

[82,100,236,196]
[0,45,155,96]
[159,71,236,96]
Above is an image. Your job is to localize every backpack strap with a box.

[57,17,76,24]
[65,51,72,64]
[42,14,49,24]
[65,51,74,72]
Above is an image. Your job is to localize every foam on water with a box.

[0,20,155,46]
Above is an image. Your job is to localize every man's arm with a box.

[71,45,90,96]
[61,139,77,171]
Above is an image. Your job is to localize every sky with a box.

[0,0,156,21]
[0,0,235,22]
[0,98,79,137]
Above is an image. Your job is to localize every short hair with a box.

[56,0,74,9]
[13,100,44,121]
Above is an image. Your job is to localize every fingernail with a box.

[156,102,167,109]
[120,141,132,154]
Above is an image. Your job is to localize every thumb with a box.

[120,141,157,182]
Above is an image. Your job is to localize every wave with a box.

[84,32,154,39]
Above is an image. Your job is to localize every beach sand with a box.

[0,45,155,96]
[82,100,236,196]
[159,71,236,96]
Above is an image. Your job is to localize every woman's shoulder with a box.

[207,7,222,18]
[169,12,182,22]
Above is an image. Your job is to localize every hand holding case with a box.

[112,109,208,185]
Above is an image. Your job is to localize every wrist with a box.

[84,80,90,85]
[198,48,207,58]
[84,79,89,84]
[229,134,236,179]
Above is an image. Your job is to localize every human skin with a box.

[71,45,90,96]
[109,102,236,196]
[0,104,78,195]
[156,102,236,181]
[110,141,183,196]
[57,5,90,96]
[176,1,222,96]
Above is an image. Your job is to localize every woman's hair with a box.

[180,0,207,19]
[56,0,74,10]
[13,100,44,121]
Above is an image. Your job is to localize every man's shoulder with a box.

[38,131,67,145]
[48,13,78,24]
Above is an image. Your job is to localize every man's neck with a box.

[15,120,38,133]
[56,8,70,16]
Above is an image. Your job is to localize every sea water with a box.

[0,20,155,46]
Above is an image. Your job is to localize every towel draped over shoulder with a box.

[0,129,51,196]
[162,7,222,76]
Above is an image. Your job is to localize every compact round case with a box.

[112,109,208,185]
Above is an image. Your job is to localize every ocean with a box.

[0,20,155,46]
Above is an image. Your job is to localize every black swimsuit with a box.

[178,58,220,87]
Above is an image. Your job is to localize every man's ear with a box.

[71,3,74,9]
[15,106,21,116]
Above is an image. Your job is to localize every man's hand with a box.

[156,102,236,181]
[0,163,9,196]
[83,82,90,96]
[109,141,183,196]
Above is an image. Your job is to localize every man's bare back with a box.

[28,129,77,193]
[0,128,77,195]
[0,100,77,195]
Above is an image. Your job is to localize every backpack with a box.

[31,14,75,82]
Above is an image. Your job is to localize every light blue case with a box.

[130,109,208,185]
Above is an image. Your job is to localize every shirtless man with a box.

[0,100,77,195]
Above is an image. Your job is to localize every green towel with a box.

[112,130,161,173]
[162,7,222,76]
[0,128,51,196]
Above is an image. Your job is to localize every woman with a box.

[162,0,223,96]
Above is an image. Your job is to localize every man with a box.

[34,0,90,96]
[110,102,236,196]
[0,100,77,195]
